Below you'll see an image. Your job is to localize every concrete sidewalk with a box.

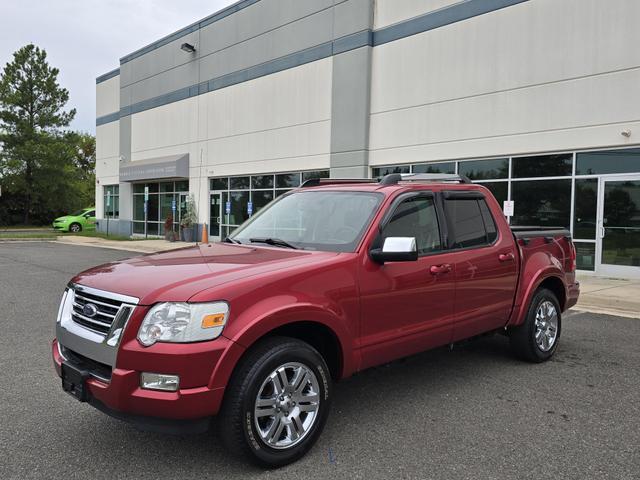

[574,275,640,319]
[47,236,640,319]
[54,235,197,253]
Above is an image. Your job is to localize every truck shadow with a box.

[50,331,580,475]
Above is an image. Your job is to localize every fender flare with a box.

[208,301,354,390]
[509,267,567,327]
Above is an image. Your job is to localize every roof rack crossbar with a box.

[380,173,472,185]
[301,173,472,188]
[301,178,378,188]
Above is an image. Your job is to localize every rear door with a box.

[358,192,457,370]
[441,191,518,341]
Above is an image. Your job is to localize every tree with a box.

[0,44,93,225]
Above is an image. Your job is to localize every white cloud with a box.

[0,0,236,134]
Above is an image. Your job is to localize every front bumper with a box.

[52,338,233,433]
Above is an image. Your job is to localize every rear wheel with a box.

[217,336,332,467]
[509,288,561,362]
[69,223,82,233]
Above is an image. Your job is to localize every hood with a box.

[54,216,73,222]
[71,242,338,304]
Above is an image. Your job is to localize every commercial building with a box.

[96,0,640,278]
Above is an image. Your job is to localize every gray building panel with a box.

[330,46,372,173]
[198,7,334,84]
[332,0,373,39]
[198,0,333,58]
[95,0,531,127]
[119,115,131,163]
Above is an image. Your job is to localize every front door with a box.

[596,175,640,278]
[358,194,456,370]
[210,193,222,241]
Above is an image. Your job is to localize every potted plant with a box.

[180,194,198,242]
[164,214,176,242]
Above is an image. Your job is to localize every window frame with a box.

[374,191,446,258]
[441,191,500,251]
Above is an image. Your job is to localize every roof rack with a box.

[300,178,378,187]
[300,173,472,188]
[380,173,472,185]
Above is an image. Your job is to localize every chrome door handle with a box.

[499,252,515,262]
[430,264,452,275]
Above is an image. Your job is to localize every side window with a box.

[445,198,497,248]
[85,210,95,218]
[382,196,442,255]
[478,200,497,243]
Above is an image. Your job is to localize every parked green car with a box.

[52,208,96,233]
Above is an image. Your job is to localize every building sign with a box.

[171,199,176,212]
[503,200,514,217]
[119,154,189,182]
[247,202,253,216]
[225,201,231,215]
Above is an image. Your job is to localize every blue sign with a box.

[143,202,147,214]
[247,202,253,216]
[171,199,176,212]
[225,201,231,215]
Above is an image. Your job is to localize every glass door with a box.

[596,175,640,278]
[209,193,222,242]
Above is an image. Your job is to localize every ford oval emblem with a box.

[82,303,98,318]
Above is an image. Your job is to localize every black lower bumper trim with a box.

[88,397,212,435]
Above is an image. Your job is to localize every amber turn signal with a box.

[201,313,226,329]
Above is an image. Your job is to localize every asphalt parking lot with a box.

[0,242,638,479]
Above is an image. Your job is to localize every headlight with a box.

[137,302,229,347]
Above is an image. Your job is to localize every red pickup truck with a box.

[52,173,579,466]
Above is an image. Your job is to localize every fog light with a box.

[140,373,180,392]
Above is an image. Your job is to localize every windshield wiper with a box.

[223,237,241,244]
[249,237,299,249]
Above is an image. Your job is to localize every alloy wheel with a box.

[253,362,320,450]
[534,300,558,352]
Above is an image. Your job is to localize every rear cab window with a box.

[443,193,498,249]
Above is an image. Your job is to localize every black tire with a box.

[217,336,332,468]
[69,223,82,233]
[509,288,562,363]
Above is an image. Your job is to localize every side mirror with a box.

[370,237,418,264]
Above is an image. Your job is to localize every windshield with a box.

[69,210,88,216]
[230,191,383,252]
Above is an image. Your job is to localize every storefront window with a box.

[276,173,301,188]
[230,176,250,190]
[252,175,274,189]
[372,165,410,177]
[512,154,573,178]
[576,148,640,175]
[210,178,228,190]
[477,182,508,206]
[412,162,455,174]
[458,159,509,180]
[132,181,189,236]
[574,178,598,239]
[302,170,330,182]
[252,191,274,212]
[103,185,119,218]
[511,179,571,227]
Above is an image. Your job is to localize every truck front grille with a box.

[71,289,125,335]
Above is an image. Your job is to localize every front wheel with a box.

[69,223,82,233]
[217,336,332,467]
[509,288,561,362]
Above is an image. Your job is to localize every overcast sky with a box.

[0,0,236,134]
